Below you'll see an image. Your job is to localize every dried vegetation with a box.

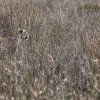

[0,0,100,100]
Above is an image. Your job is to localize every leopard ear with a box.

[20,29,23,33]
[18,29,23,34]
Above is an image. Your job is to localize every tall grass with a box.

[0,0,100,100]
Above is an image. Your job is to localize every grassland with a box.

[0,0,100,100]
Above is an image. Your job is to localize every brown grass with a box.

[0,0,100,100]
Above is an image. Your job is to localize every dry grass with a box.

[0,0,100,100]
